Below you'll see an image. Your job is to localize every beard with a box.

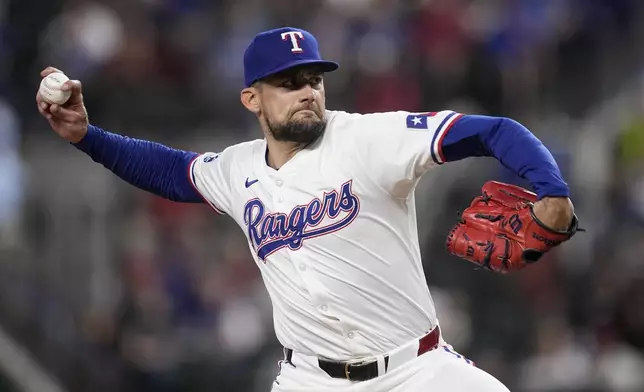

[266,113,326,145]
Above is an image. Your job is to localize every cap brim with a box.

[251,59,339,86]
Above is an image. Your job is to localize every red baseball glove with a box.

[445,181,581,273]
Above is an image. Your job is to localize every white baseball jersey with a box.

[189,109,463,361]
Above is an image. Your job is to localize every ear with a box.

[240,86,260,115]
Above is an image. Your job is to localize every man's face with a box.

[254,66,327,145]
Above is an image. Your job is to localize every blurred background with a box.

[0,0,643,391]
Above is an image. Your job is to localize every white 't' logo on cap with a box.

[281,31,305,53]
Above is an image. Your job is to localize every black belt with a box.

[284,326,440,382]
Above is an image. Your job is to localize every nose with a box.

[299,84,315,103]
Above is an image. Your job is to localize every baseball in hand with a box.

[39,72,71,105]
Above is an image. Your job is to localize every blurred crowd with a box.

[1,0,644,391]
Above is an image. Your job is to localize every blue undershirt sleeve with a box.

[436,115,569,199]
[72,124,203,203]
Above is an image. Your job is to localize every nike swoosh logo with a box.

[245,178,259,188]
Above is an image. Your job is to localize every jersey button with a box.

[347,332,355,339]
[278,196,284,203]
[298,263,306,271]
[319,305,328,313]
[276,180,283,187]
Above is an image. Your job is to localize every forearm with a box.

[73,124,203,203]
[441,115,569,199]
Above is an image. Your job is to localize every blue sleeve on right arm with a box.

[73,124,203,203]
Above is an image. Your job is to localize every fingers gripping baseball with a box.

[36,68,89,143]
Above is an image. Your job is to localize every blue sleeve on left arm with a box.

[436,114,569,199]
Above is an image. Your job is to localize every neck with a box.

[265,137,306,170]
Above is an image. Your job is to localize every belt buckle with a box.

[344,358,376,381]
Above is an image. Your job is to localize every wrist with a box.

[70,124,96,149]
[532,197,574,231]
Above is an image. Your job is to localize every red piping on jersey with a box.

[437,113,464,163]
[188,155,226,215]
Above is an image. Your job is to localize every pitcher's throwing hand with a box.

[36,66,88,143]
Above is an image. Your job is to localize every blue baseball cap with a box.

[243,27,339,87]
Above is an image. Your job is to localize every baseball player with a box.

[36,27,580,391]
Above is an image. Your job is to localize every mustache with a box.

[290,104,320,117]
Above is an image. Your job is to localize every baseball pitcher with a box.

[36,27,580,391]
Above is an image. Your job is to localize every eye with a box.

[281,80,294,88]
